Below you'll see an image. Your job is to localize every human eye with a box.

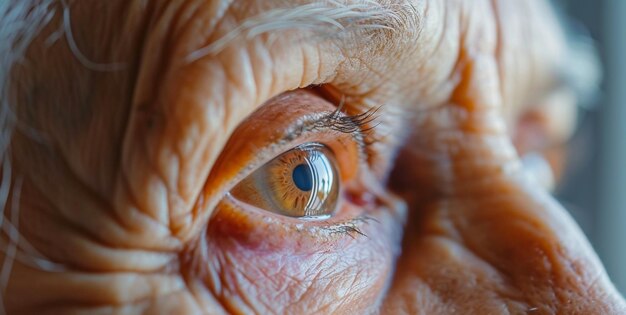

[219,90,382,225]
[204,88,389,229]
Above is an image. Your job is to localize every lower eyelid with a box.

[218,193,371,241]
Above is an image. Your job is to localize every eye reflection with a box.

[230,143,339,219]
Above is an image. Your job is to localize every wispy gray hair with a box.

[0,1,63,313]
[185,0,413,62]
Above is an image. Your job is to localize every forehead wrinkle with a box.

[185,0,420,63]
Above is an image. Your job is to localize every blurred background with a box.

[553,0,626,295]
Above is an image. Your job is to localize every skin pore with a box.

[2,0,626,314]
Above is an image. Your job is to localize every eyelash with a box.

[321,215,378,238]
[315,105,381,135]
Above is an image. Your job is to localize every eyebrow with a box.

[185,1,418,63]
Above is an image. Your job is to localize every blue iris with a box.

[292,164,313,191]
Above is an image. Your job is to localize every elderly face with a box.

[1,0,625,314]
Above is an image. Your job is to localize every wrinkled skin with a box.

[4,0,626,314]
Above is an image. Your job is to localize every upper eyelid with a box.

[222,107,374,191]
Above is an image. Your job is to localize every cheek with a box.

[181,202,398,313]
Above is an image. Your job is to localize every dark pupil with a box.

[292,164,313,192]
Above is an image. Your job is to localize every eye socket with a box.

[229,143,339,219]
